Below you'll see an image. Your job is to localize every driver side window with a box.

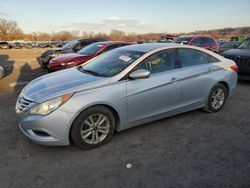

[136,49,176,74]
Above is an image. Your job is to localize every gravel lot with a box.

[0,49,249,188]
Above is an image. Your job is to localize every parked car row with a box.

[0,41,68,49]
[39,38,107,67]
[38,36,250,79]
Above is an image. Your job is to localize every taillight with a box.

[230,65,238,72]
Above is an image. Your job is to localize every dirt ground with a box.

[0,48,249,188]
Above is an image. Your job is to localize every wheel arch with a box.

[68,103,121,144]
[218,81,229,96]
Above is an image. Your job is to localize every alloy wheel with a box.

[80,114,110,144]
[211,88,225,110]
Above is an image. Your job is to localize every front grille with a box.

[16,94,33,113]
[226,56,250,68]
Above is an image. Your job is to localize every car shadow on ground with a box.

[238,79,250,85]
[0,55,15,78]
[14,63,47,92]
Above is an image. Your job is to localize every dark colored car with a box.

[47,41,136,71]
[219,41,240,53]
[173,35,219,53]
[57,41,68,47]
[38,42,51,48]
[221,38,250,80]
[39,38,107,67]
[11,42,23,49]
[24,42,35,49]
[218,40,228,46]
[0,42,11,49]
[158,35,178,43]
[49,41,60,48]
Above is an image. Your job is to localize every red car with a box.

[48,41,136,71]
[173,35,219,53]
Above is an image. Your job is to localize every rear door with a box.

[126,49,182,124]
[175,48,215,107]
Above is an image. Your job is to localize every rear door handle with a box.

[209,67,217,72]
[170,77,179,82]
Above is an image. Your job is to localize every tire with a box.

[204,83,228,113]
[70,105,115,149]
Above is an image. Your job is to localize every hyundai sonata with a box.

[16,43,238,149]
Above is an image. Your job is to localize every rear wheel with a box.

[70,106,115,149]
[204,83,228,113]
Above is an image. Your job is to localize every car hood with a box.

[51,53,90,62]
[41,48,74,57]
[221,49,250,57]
[22,67,111,103]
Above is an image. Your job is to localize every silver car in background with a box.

[0,66,4,79]
[16,43,238,149]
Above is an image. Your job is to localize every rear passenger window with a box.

[191,38,201,45]
[200,37,209,45]
[207,38,215,44]
[178,49,209,67]
[137,49,175,74]
[208,54,220,63]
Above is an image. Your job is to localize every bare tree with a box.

[0,18,24,41]
[110,29,126,41]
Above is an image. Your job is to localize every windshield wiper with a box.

[77,66,101,76]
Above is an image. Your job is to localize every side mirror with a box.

[129,69,150,80]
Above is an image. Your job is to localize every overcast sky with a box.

[0,0,249,34]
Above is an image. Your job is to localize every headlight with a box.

[27,93,73,115]
[61,62,75,66]
[50,53,60,58]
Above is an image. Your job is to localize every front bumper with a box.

[38,56,51,67]
[17,109,75,146]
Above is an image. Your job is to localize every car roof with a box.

[91,41,135,45]
[76,38,107,42]
[118,43,181,53]
[178,35,213,38]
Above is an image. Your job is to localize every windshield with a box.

[79,49,145,77]
[173,37,192,44]
[78,43,103,55]
[62,40,79,50]
[238,38,250,49]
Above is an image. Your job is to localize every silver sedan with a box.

[16,43,238,149]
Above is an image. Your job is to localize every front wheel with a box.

[204,83,228,113]
[70,106,115,149]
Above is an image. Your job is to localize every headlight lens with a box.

[27,93,73,115]
[61,62,75,66]
[50,53,60,57]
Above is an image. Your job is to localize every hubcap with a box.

[80,114,110,144]
[211,88,225,110]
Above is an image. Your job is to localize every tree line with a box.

[0,18,249,42]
